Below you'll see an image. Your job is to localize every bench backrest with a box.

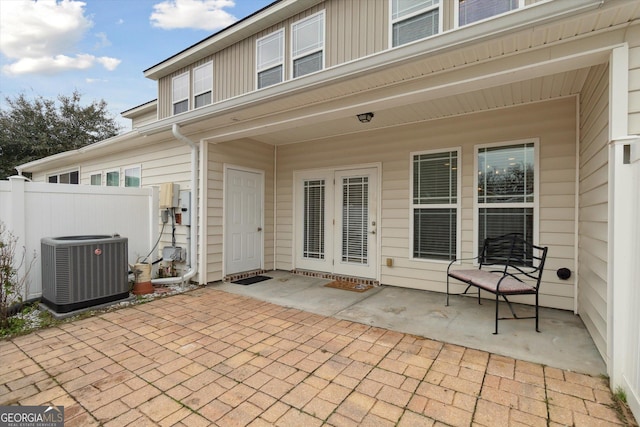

[479,234,548,287]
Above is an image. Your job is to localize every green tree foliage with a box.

[0,91,122,179]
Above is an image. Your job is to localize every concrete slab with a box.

[212,270,606,376]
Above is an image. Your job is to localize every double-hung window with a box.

[391,0,440,47]
[257,30,284,89]
[172,72,189,115]
[292,12,324,78]
[193,62,212,109]
[476,141,536,259]
[457,0,522,27]
[411,149,460,261]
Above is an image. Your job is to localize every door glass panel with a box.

[303,180,325,259]
[342,176,368,264]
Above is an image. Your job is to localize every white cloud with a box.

[0,0,121,76]
[94,32,111,49]
[150,0,237,31]
[2,54,121,76]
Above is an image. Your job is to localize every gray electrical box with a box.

[162,246,184,262]
[179,190,191,226]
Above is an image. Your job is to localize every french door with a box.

[295,167,378,279]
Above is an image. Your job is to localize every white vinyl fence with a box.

[0,176,159,300]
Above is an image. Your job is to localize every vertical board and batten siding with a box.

[206,139,275,281]
[577,63,609,360]
[275,97,577,310]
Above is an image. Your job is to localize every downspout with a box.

[151,123,199,285]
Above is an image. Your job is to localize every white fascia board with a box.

[139,0,604,137]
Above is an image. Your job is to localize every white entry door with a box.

[333,168,378,278]
[295,167,378,279]
[225,168,263,275]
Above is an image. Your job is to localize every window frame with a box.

[290,11,325,79]
[410,147,462,263]
[256,29,285,89]
[124,165,142,188]
[390,0,442,48]
[193,62,213,109]
[172,72,189,115]
[454,0,524,28]
[105,169,120,187]
[90,173,102,186]
[473,139,539,259]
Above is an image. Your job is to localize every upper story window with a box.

[292,12,324,78]
[392,0,440,47]
[457,0,522,27]
[193,62,213,109]
[172,73,189,115]
[257,29,284,89]
[48,170,79,184]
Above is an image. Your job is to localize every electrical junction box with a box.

[162,246,185,262]
[160,183,179,209]
[179,190,191,226]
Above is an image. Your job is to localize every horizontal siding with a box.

[578,63,609,362]
[276,97,577,310]
[207,139,275,282]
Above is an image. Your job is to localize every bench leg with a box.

[493,293,500,335]
[446,276,450,306]
[535,293,540,333]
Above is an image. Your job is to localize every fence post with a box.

[8,176,29,299]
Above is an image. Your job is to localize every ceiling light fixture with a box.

[357,112,374,123]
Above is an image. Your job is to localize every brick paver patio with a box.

[0,287,633,426]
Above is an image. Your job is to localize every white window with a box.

[106,169,120,187]
[172,72,189,115]
[391,0,440,47]
[411,149,460,261]
[90,173,101,186]
[292,12,324,78]
[124,166,141,188]
[457,0,522,27]
[193,62,213,108]
[48,170,79,184]
[302,179,326,260]
[475,140,537,256]
[257,29,284,89]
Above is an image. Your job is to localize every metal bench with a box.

[446,234,548,334]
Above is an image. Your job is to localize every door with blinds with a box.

[295,167,378,279]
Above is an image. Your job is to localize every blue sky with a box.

[0,0,273,130]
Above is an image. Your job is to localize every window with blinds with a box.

[257,30,284,89]
[477,142,535,261]
[172,72,189,115]
[292,12,324,78]
[303,180,325,259]
[193,62,213,108]
[411,149,459,261]
[392,0,440,47]
[342,177,368,264]
[458,0,520,26]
